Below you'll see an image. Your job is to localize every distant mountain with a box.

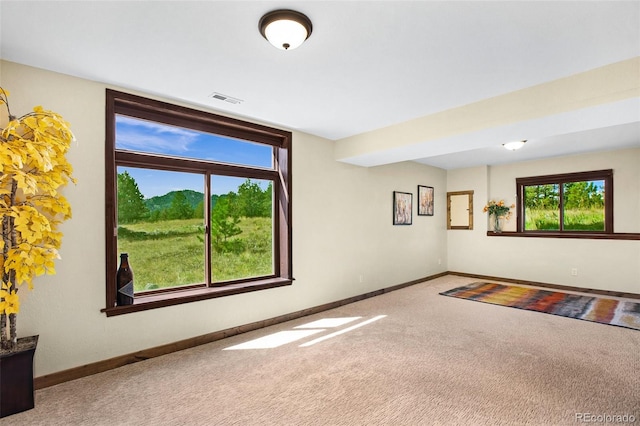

[145,190,218,212]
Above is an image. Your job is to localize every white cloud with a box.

[116,115,200,153]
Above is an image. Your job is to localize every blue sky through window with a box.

[116,115,273,197]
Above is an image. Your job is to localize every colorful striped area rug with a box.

[440,282,640,331]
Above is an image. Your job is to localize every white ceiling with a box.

[1,1,639,169]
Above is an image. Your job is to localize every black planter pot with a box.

[0,335,38,418]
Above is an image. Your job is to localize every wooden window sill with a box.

[102,277,293,317]
[486,231,640,240]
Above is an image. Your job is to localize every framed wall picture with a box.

[418,185,434,216]
[393,191,413,225]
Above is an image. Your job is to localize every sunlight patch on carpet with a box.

[294,317,361,329]
[299,315,387,347]
[223,316,387,350]
[224,329,324,350]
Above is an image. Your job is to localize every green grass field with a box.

[117,217,273,292]
[525,208,604,231]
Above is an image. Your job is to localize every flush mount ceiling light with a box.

[259,9,312,50]
[503,140,527,151]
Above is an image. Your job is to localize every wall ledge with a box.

[486,231,640,240]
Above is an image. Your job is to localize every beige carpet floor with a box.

[3,275,639,425]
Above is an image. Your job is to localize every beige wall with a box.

[1,61,447,377]
[2,60,638,379]
[448,149,640,293]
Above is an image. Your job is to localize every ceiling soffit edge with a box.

[334,57,640,166]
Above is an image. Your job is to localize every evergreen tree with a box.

[524,184,559,209]
[563,181,603,209]
[225,191,241,218]
[193,200,204,219]
[117,171,148,223]
[211,194,243,253]
[238,179,265,217]
[149,208,167,222]
[168,191,194,220]
[262,182,273,217]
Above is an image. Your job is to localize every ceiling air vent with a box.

[209,92,243,105]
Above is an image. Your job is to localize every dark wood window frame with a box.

[103,90,293,317]
[513,169,615,237]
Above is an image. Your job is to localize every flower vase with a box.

[492,214,504,233]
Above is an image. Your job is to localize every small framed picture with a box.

[393,191,413,225]
[418,185,434,216]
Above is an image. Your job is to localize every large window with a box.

[516,170,613,234]
[104,90,292,315]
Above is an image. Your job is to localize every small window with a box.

[516,170,613,233]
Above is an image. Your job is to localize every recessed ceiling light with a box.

[503,140,527,151]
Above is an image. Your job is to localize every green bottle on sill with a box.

[116,253,134,306]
